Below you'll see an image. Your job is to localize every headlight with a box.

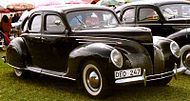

[170,41,180,58]
[110,49,123,68]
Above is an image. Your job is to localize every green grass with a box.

[0,51,190,101]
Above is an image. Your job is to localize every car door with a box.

[120,6,136,27]
[23,12,47,68]
[40,12,68,73]
[135,6,167,36]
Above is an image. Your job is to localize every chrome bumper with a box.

[115,66,187,85]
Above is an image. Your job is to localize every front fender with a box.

[153,36,179,72]
[167,28,190,47]
[67,43,114,79]
[153,36,173,56]
[6,37,28,68]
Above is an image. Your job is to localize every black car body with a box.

[5,4,185,98]
[115,0,190,73]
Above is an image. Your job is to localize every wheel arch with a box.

[66,43,114,79]
[6,37,29,68]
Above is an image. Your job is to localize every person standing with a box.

[12,13,20,23]
[9,14,13,23]
[1,15,12,45]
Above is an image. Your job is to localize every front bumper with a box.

[115,66,187,85]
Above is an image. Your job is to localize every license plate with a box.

[115,68,141,79]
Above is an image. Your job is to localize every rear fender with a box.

[6,37,28,68]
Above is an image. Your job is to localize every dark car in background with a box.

[5,4,185,98]
[115,0,190,73]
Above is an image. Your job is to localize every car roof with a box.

[116,0,190,12]
[30,4,112,14]
[127,0,190,6]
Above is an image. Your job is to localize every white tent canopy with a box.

[0,0,74,8]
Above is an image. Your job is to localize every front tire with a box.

[82,60,109,98]
[182,50,190,75]
[180,45,190,75]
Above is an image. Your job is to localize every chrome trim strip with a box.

[72,35,151,42]
[7,63,25,70]
[42,71,63,78]
[7,64,76,81]
[163,23,190,26]
[141,43,153,45]
[138,23,162,26]
[146,75,174,82]
[146,71,173,78]
[27,66,42,73]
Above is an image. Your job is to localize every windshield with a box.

[66,10,119,30]
[160,3,190,20]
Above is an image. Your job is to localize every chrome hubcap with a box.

[86,68,100,92]
[87,71,100,89]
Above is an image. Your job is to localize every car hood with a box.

[73,26,153,43]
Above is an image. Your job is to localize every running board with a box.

[27,66,76,81]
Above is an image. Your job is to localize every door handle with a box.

[34,37,40,39]
[41,37,46,40]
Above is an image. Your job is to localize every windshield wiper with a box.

[75,16,87,29]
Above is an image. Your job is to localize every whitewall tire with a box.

[82,60,109,98]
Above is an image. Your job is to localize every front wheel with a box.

[82,60,109,98]
[182,50,190,75]
[180,45,190,75]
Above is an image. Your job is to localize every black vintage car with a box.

[115,0,190,73]
[5,4,185,98]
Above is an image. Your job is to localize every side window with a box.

[138,8,159,22]
[30,14,41,32]
[45,15,65,33]
[122,8,135,22]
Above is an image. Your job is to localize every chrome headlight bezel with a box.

[170,41,180,58]
[110,49,123,68]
